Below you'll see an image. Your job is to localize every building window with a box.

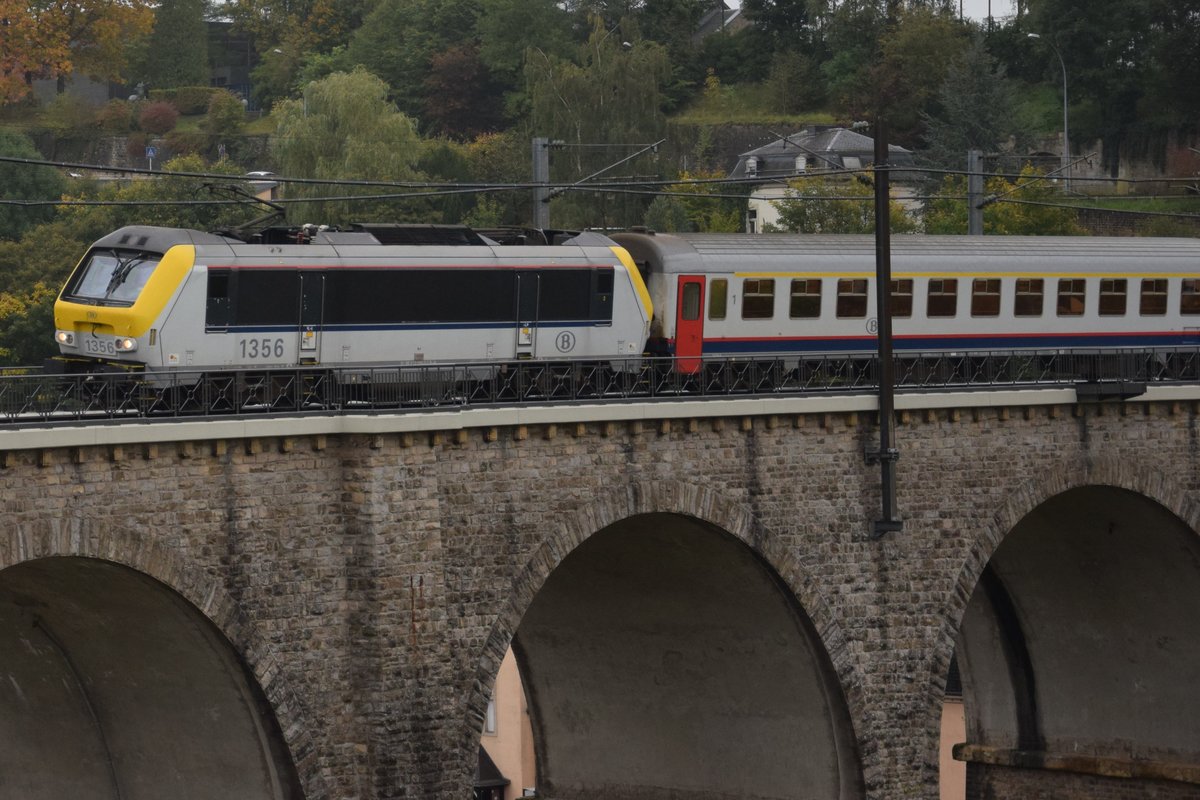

[891,279,913,318]
[789,278,821,318]
[1099,278,1127,316]
[795,155,807,173]
[1057,278,1086,316]
[746,157,758,177]
[836,278,868,318]
[1182,279,1200,315]
[1014,278,1044,317]
[484,696,496,735]
[709,279,728,320]
[1140,278,1167,316]
[970,278,1001,317]
[927,278,958,318]
[746,208,757,235]
[742,278,775,319]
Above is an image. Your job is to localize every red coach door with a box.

[675,275,705,374]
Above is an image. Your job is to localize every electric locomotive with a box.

[51,224,654,383]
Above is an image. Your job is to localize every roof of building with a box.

[474,747,510,790]
[693,1,747,42]
[728,126,915,179]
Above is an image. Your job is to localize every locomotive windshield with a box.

[64,248,161,306]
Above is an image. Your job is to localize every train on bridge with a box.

[50,223,1200,387]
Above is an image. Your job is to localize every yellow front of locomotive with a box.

[51,228,197,373]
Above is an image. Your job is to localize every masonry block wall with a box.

[1,397,1198,800]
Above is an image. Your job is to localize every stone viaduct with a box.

[1,385,1199,800]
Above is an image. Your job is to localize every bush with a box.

[94,99,134,133]
[138,101,179,134]
[203,89,246,137]
[125,131,149,161]
[165,130,209,156]
[149,86,218,115]
[42,93,96,134]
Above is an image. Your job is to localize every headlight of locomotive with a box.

[55,330,75,346]
[115,337,137,352]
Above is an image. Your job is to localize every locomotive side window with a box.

[1181,280,1200,315]
[836,279,868,318]
[325,270,514,324]
[539,269,595,321]
[1014,278,1044,316]
[206,270,232,329]
[927,278,958,318]
[789,279,821,319]
[742,279,775,319]
[891,279,913,318]
[970,278,1001,317]
[681,282,702,321]
[1056,278,1086,316]
[1140,279,1167,315]
[1099,279,1127,316]
[709,279,728,320]
[235,270,300,325]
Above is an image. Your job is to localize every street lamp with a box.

[1028,32,1070,193]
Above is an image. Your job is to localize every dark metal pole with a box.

[872,122,902,538]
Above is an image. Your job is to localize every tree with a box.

[923,166,1082,235]
[0,131,66,240]
[140,0,209,89]
[920,38,1020,170]
[421,43,506,140]
[0,0,70,102]
[768,175,918,233]
[477,0,574,82]
[643,170,743,232]
[271,69,426,225]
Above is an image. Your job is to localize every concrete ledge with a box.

[955,743,1200,786]
[0,385,1198,451]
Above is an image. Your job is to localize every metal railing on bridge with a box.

[2,348,1197,427]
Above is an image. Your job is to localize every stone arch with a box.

[933,452,1200,793]
[464,480,865,799]
[0,518,326,799]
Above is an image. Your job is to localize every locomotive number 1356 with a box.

[239,337,286,359]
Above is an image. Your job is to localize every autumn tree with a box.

[271,69,426,225]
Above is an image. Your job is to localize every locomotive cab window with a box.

[1014,278,1044,316]
[64,248,162,306]
[1099,279,1127,316]
[1182,279,1200,315]
[970,278,1001,317]
[742,278,775,319]
[1057,278,1086,316]
[789,279,822,319]
[891,279,913,318]
[1140,279,1167,315]
[836,279,868,318]
[709,279,728,320]
[927,278,958,318]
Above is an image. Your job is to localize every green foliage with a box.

[478,0,574,81]
[271,69,426,225]
[148,87,219,115]
[769,175,918,234]
[41,94,97,134]
[0,131,66,240]
[138,101,180,134]
[203,90,247,137]
[141,0,209,89]
[923,167,1082,235]
[643,196,692,232]
[765,50,825,114]
[645,170,744,232]
[0,283,59,367]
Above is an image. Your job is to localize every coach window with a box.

[790,279,822,318]
[971,278,1001,317]
[1181,279,1200,315]
[1057,278,1086,316]
[1140,278,1167,315]
[742,278,775,319]
[1099,278,1127,316]
[1014,278,1044,316]
[927,278,958,318]
[709,279,728,320]
[836,278,868,318]
[891,279,913,318]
